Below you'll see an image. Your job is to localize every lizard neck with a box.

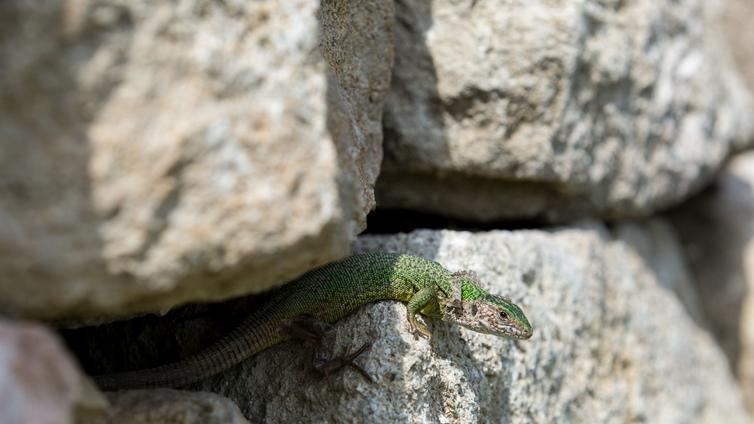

[350,253,455,327]
[388,254,453,300]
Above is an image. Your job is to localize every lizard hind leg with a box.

[281,313,332,344]
[282,314,373,382]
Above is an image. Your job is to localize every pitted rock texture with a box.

[0,0,392,322]
[378,0,753,221]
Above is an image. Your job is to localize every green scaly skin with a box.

[94,253,532,390]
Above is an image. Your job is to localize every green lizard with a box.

[94,253,532,390]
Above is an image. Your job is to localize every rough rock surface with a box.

[0,319,107,424]
[92,389,248,424]
[378,0,753,221]
[670,152,754,413]
[720,0,754,96]
[613,219,703,323]
[0,0,392,321]
[188,229,747,423]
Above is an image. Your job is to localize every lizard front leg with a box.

[406,287,435,338]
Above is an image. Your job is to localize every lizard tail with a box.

[93,315,283,390]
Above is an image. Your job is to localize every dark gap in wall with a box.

[61,291,272,375]
[364,208,549,234]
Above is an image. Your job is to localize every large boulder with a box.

[0,0,393,322]
[378,0,753,221]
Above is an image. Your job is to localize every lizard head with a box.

[442,273,533,340]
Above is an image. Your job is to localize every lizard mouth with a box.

[504,325,533,339]
[482,323,531,339]
[456,320,532,339]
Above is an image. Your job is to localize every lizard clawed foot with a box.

[284,315,374,383]
[313,342,373,383]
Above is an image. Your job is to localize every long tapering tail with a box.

[93,315,283,390]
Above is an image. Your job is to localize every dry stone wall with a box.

[1,0,754,422]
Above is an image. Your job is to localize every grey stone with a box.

[0,0,392,322]
[613,219,704,323]
[0,319,108,424]
[719,0,754,96]
[193,228,747,423]
[378,0,754,221]
[95,389,248,424]
[669,151,754,414]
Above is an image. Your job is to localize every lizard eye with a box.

[499,311,509,320]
